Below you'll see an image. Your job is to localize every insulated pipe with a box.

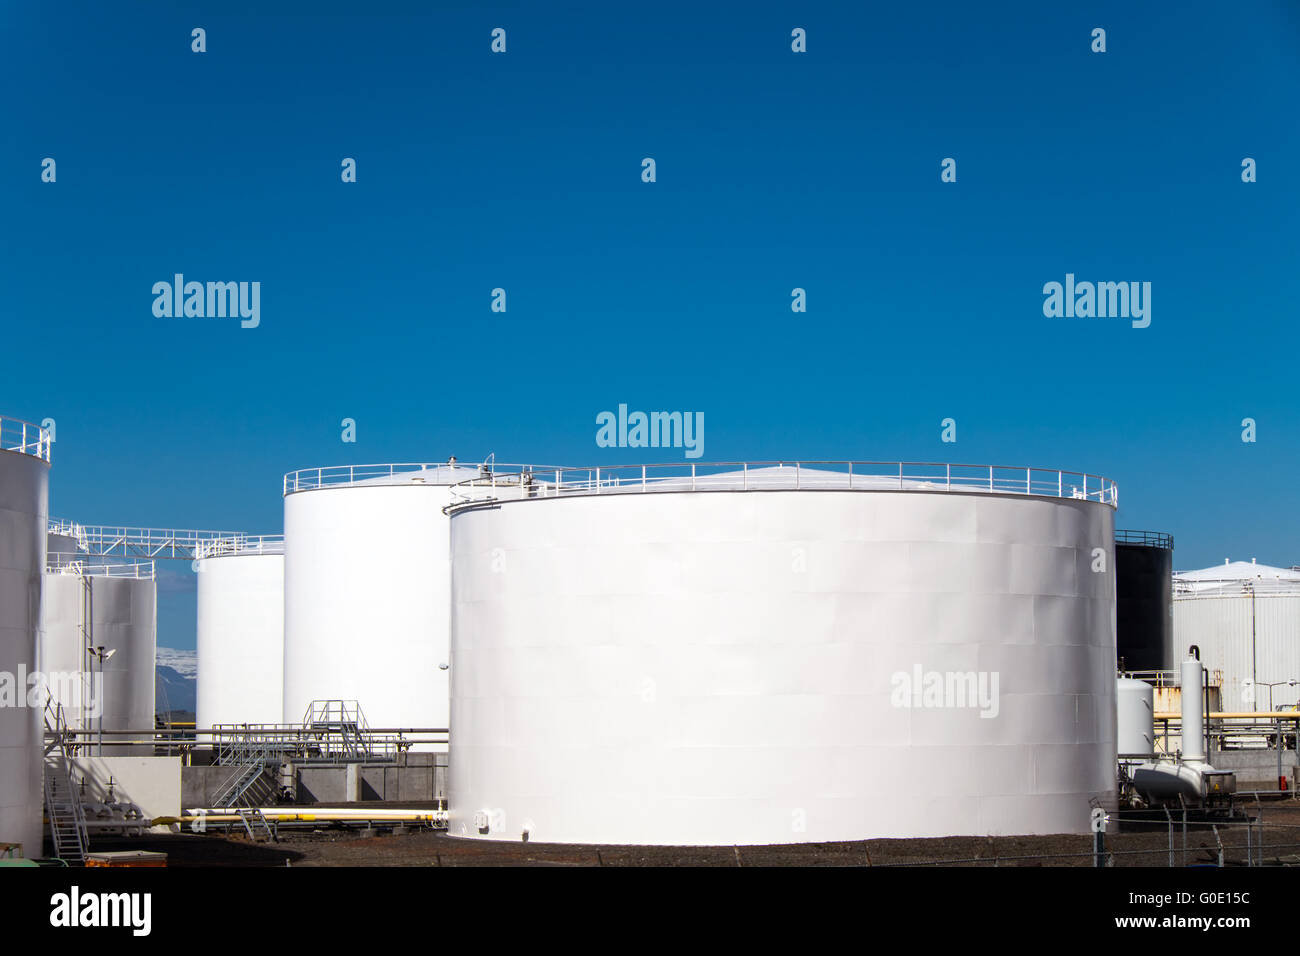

[1181,654,1206,763]
[156,808,447,825]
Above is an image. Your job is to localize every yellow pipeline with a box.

[1155,712,1300,719]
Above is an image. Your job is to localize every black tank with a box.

[1115,531,1173,672]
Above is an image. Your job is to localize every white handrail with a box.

[283,461,574,496]
[47,553,156,579]
[441,460,1119,509]
[48,521,282,560]
[0,415,51,462]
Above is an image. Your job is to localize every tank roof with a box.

[283,461,556,495]
[1175,560,1300,595]
[444,460,1118,511]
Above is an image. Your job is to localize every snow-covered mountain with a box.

[155,647,197,715]
[155,646,197,679]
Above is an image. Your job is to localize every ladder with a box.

[236,808,277,842]
[43,701,88,864]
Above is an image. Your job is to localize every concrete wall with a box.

[181,752,447,807]
[1210,749,1300,789]
[69,756,180,832]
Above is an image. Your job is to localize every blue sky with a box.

[4,1,1299,649]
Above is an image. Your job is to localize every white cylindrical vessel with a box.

[448,462,1119,845]
[1180,655,1205,762]
[0,417,49,858]
[47,532,82,556]
[41,561,157,754]
[196,541,284,728]
[1116,678,1154,756]
[1173,562,1300,713]
[283,463,535,748]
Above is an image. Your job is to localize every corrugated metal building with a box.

[1173,561,1300,713]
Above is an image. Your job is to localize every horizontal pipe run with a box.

[1155,712,1300,720]
[159,808,447,825]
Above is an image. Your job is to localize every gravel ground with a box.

[78,798,1300,867]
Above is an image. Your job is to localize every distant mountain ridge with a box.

[155,647,197,714]
[155,646,197,678]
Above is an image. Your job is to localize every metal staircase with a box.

[300,700,397,762]
[43,701,88,864]
[211,729,281,808]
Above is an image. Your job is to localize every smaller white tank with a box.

[1117,678,1154,755]
[195,537,285,729]
[41,557,157,754]
[1125,653,1236,807]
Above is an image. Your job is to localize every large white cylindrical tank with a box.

[1173,564,1300,713]
[1116,678,1154,755]
[0,419,49,857]
[283,463,523,746]
[448,464,1119,845]
[196,545,284,728]
[41,566,157,754]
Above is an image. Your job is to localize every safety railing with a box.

[283,459,572,495]
[193,534,284,559]
[1115,530,1173,549]
[444,461,1118,509]
[47,522,280,560]
[0,416,51,461]
[210,703,404,766]
[47,552,156,579]
[1174,578,1300,596]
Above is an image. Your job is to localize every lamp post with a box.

[1260,679,1298,713]
[88,645,116,756]
[1259,680,1299,792]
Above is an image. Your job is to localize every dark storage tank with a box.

[1115,530,1173,672]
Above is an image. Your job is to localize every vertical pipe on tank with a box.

[1181,653,1206,763]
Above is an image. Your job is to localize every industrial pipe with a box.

[154,807,447,826]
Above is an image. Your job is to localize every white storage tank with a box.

[1116,678,1155,756]
[1173,561,1300,713]
[448,462,1119,845]
[0,416,50,857]
[282,462,538,747]
[41,557,157,754]
[47,520,84,558]
[195,536,285,728]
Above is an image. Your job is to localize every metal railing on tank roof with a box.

[283,459,573,495]
[47,553,156,579]
[193,534,284,559]
[1116,530,1173,549]
[0,416,51,461]
[444,461,1118,508]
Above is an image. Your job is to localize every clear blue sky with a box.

[4,1,1299,650]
